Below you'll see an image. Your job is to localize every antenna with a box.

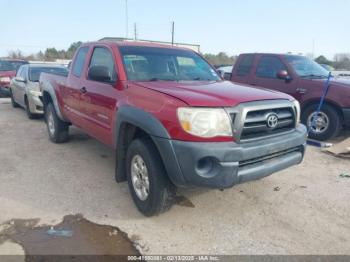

[171,21,175,45]
[134,23,138,40]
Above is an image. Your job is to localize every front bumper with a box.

[28,93,44,114]
[153,124,307,189]
[342,108,350,126]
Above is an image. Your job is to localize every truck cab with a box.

[229,53,350,141]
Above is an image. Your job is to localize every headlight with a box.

[177,107,232,138]
[293,100,301,123]
[30,90,42,97]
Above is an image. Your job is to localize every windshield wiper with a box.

[147,78,177,82]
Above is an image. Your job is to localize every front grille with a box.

[241,107,295,140]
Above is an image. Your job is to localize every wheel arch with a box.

[114,106,171,183]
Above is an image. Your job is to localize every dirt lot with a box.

[0,97,350,256]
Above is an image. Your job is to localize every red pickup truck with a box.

[0,59,29,96]
[228,53,350,141]
[39,41,307,216]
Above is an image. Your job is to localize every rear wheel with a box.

[45,103,69,143]
[302,103,342,141]
[10,90,19,108]
[126,137,176,216]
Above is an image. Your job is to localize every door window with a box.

[256,56,287,79]
[236,55,254,76]
[72,47,89,77]
[89,47,117,82]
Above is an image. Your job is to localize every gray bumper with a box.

[342,108,350,126]
[153,124,307,189]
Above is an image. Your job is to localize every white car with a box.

[10,64,67,119]
[217,66,233,78]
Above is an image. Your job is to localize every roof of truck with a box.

[84,41,195,52]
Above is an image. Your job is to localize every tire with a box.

[126,137,176,216]
[45,103,69,143]
[10,90,19,108]
[25,97,36,119]
[302,103,342,141]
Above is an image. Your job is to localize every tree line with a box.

[6,42,83,61]
[4,41,350,70]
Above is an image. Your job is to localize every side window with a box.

[16,67,23,77]
[256,56,287,79]
[72,47,89,77]
[237,55,254,76]
[89,47,117,82]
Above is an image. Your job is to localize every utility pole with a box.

[125,0,129,39]
[171,21,175,45]
[134,23,138,40]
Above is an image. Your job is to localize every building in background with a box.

[99,37,200,53]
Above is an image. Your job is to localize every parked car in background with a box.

[0,59,28,96]
[319,64,334,72]
[217,65,233,78]
[10,64,67,119]
[227,53,350,141]
[40,41,306,216]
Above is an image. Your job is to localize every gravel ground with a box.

[0,97,349,255]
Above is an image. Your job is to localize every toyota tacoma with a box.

[40,41,307,216]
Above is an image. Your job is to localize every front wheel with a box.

[45,103,69,143]
[302,104,342,141]
[126,138,176,216]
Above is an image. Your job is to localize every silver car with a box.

[10,64,67,119]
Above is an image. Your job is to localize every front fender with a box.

[114,106,185,186]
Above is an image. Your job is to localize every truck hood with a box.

[132,80,292,107]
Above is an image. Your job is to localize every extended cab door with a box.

[78,45,119,145]
[252,55,299,99]
[63,46,90,126]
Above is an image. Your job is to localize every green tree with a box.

[66,41,83,59]
[44,48,59,61]
[203,52,236,66]
[315,55,332,66]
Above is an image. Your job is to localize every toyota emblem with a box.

[266,114,279,129]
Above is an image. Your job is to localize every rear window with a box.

[72,47,89,77]
[29,67,68,82]
[236,55,254,76]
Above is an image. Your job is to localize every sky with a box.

[0,0,349,59]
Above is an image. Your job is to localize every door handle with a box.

[80,87,87,94]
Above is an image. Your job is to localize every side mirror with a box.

[88,65,113,83]
[15,77,26,83]
[223,72,232,81]
[277,70,291,81]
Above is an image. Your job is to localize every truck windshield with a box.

[119,46,220,82]
[29,67,68,82]
[286,55,329,78]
